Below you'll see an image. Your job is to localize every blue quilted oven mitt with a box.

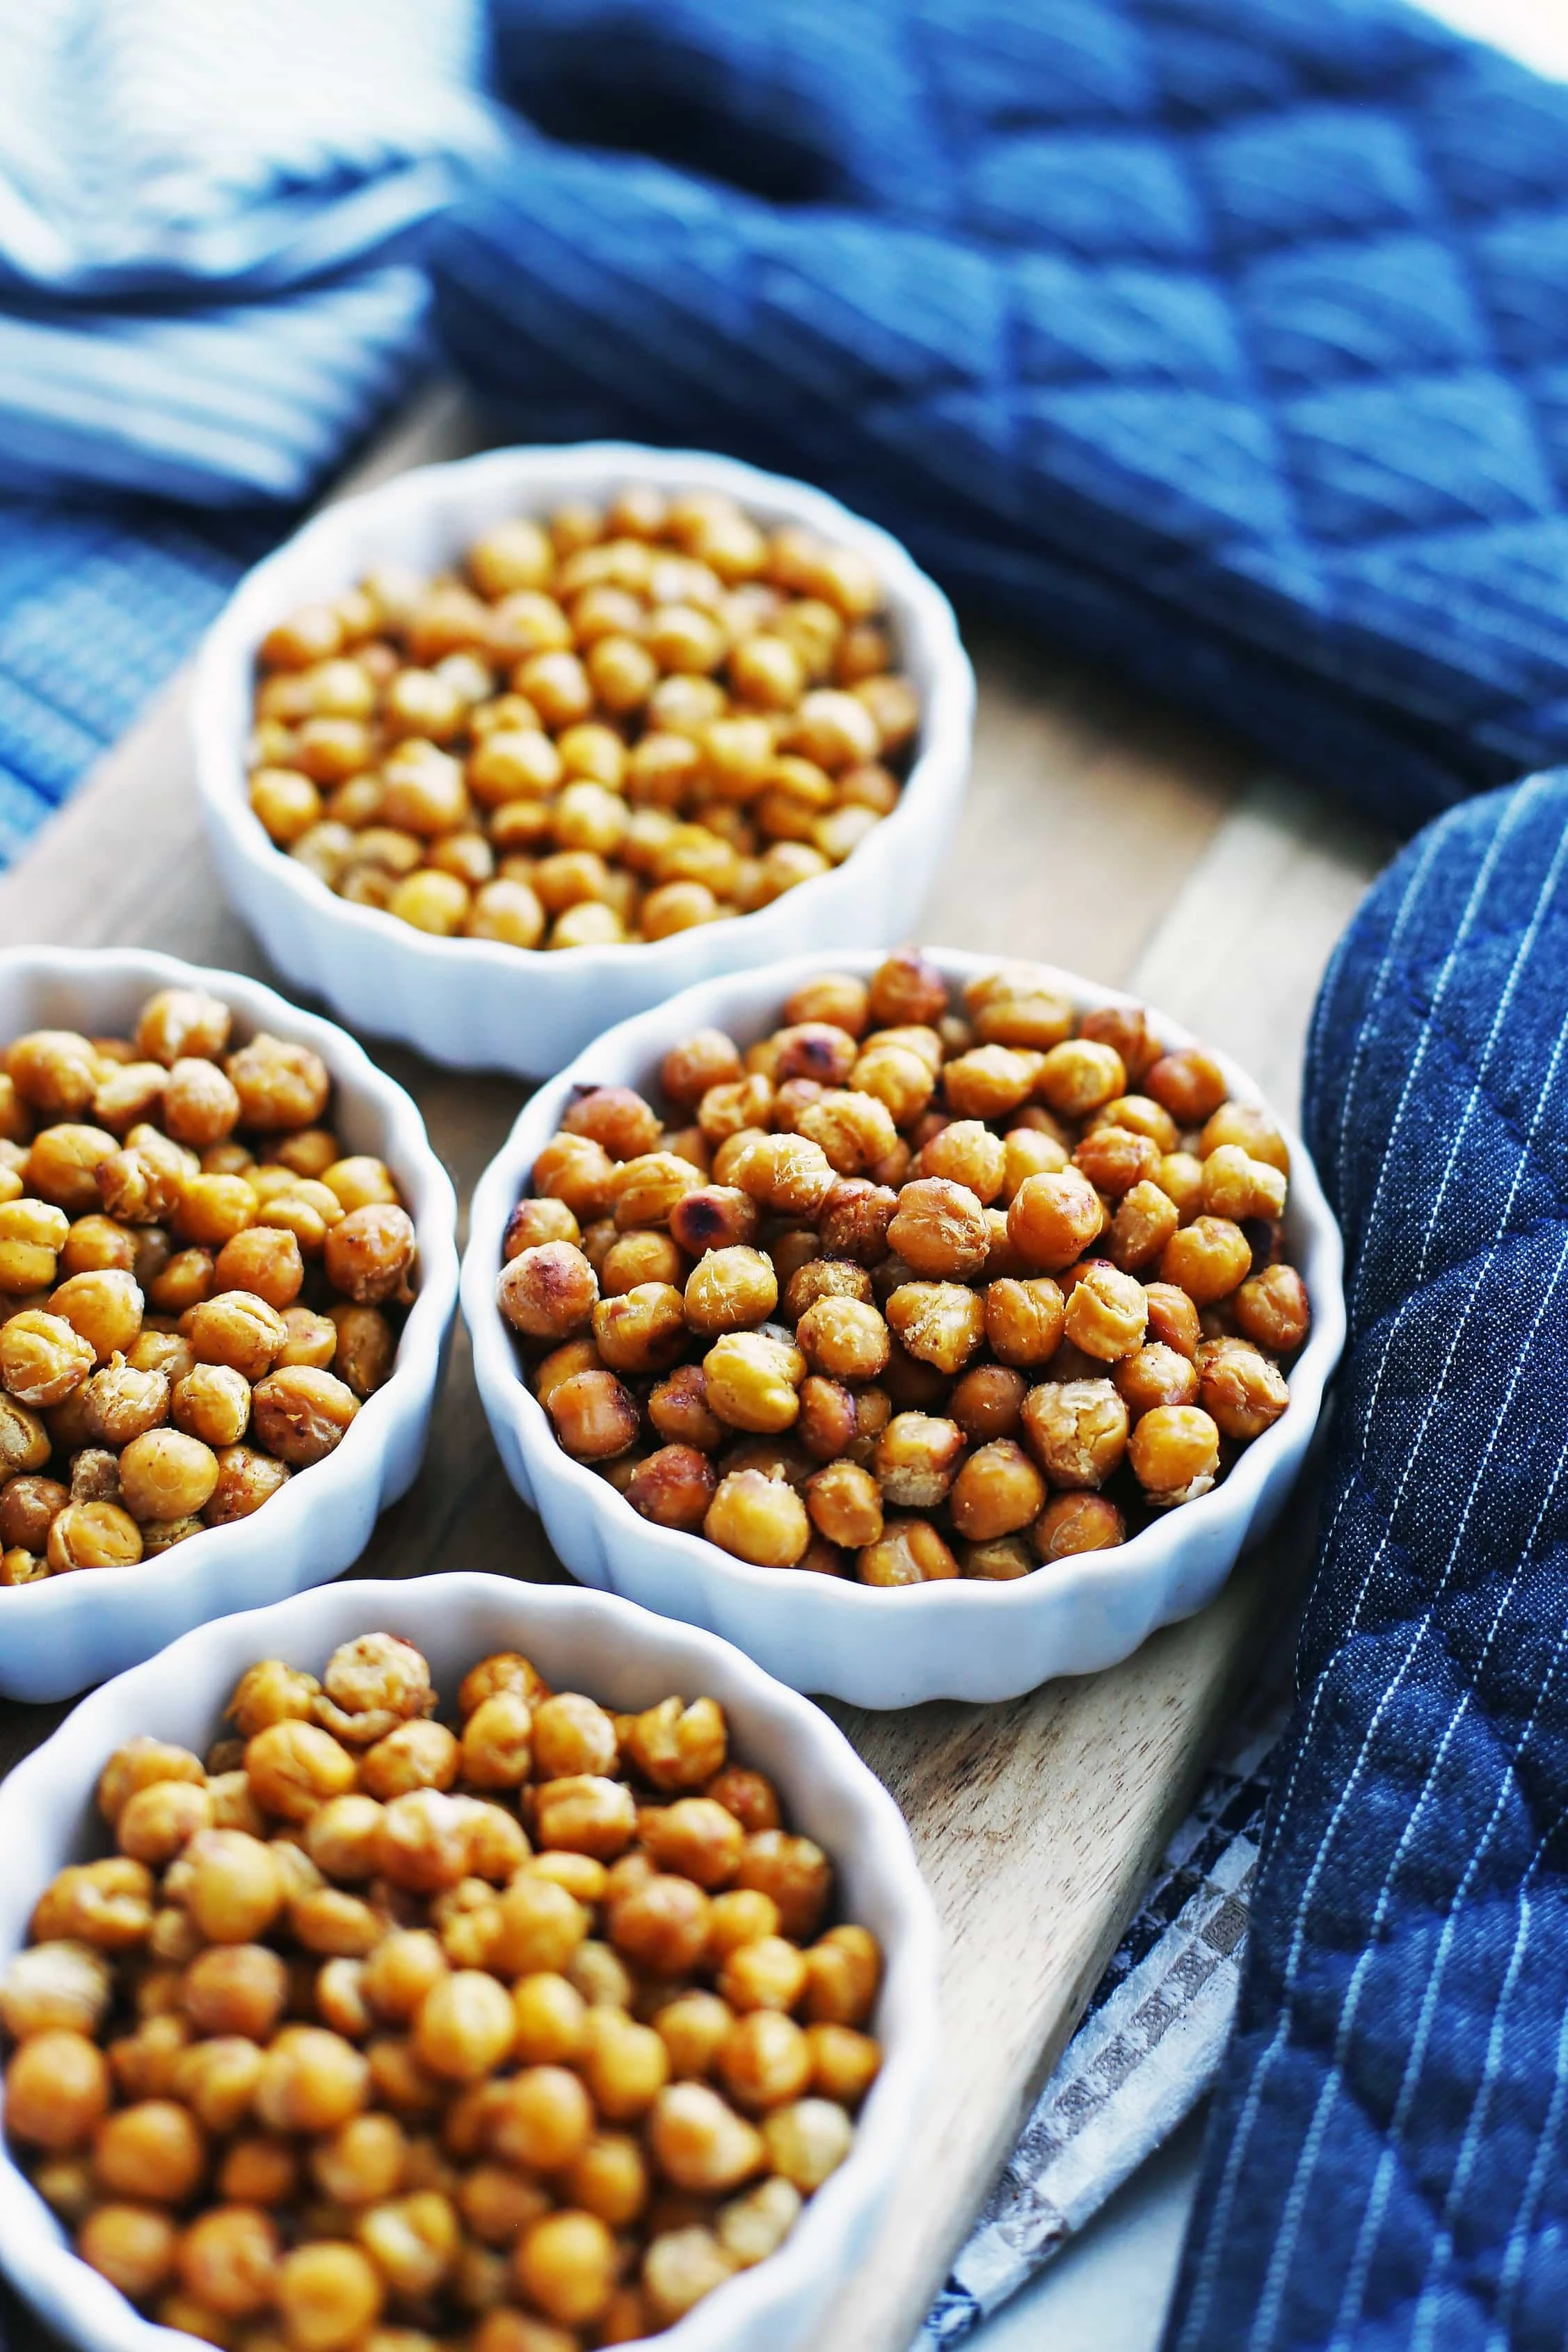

[435,0,1568,833]
[1167,767,1568,2349]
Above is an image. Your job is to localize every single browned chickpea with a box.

[117,1428,221,1521]
[870,1411,962,1510]
[323,1204,415,1305]
[1108,1178,1181,1272]
[801,1923,880,2027]
[250,1366,360,1465]
[608,1873,712,1975]
[856,1516,959,1586]
[1020,1378,1129,1489]
[592,1281,688,1375]
[410,1969,515,2082]
[5,2029,111,2148]
[1201,1144,1288,1224]
[546,1367,640,1460]
[949,1439,1046,1539]
[498,1241,598,1341]
[1032,1491,1127,1562]
[1199,1343,1289,1439]
[1144,1048,1229,1126]
[47,1499,143,1572]
[78,2202,179,2300]
[225,1034,330,1132]
[600,1229,685,1295]
[171,1361,251,1448]
[275,2239,384,2352]
[211,1225,304,1311]
[503,1197,580,1260]
[175,2205,280,2317]
[802,1459,882,1551]
[205,1443,291,1523]
[358,1722,458,1806]
[1234,1263,1311,1354]
[703,1469,810,1567]
[1144,1281,1202,1358]
[93,2098,207,2200]
[1159,1216,1253,1304]
[625,1443,718,1532]
[627,1695,728,1791]
[0,1939,111,2043]
[1063,1262,1149,1362]
[0,1308,95,1405]
[1007,1169,1104,1272]
[1115,1341,1200,1418]
[535,1774,638,1859]
[185,1291,286,1379]
[1128,1404,1222,1503]
[883,1281,984,1375]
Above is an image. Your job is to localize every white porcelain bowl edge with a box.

[0,949,459,1703]
[462,947,1347,1709]
[190,443,975,1077]
[0,1574,938,2352]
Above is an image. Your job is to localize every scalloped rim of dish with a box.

[0,947,459,1635]
[0,1574,938,2352]
[189,441,975,977]
[463,946,1345,1657]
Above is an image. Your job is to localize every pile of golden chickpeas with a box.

[247,485,920,952]
[497,951,1311,1583]
[1,1633,881,2347]
[0,989,417,1586]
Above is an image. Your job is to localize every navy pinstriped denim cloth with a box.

[438,0,1568,834]
[1166,769,1568,2349]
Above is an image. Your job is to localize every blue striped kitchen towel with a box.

[0,0,492,858]
[1168,766,1568,2349]
[437,0,1568,835]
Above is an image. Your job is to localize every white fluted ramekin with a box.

[190,443,974,1078]
[0,1573,938,2352]
[0,950,458,1703]
[463,948,1346,1709]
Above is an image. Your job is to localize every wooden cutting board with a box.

[0,403,1389,2351]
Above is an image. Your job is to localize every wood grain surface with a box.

[0,400,1392,2351]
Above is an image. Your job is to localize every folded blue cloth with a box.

[436,0,1568,834]
[0,0,492,858]
[1167,767,1568,2349]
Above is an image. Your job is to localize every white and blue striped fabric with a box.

[0,0,493,854]
[0,0,495,506]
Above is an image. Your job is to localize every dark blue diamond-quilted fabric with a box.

[433,0,1568,832]
[1167,769,1568,2351]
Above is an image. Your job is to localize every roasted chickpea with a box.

[1115,1341,1200,1418]
[206,1443,291,1523]
[883,1281,984,1375]
[855,1515,958,1586]
[5,2030,111,2149]
[703,1468,810,1567]
[275,2240,384,2352]
[1234,1263,1311,1354]
[1144,1282,1202,1359]
[250,1366,360,1465]
[546,1367,640,1460]
[625,1443,717,1532]
[497,1242,598,1341]
[1159,1216,1253,1304]
[1062,1262,1149,1361]
[1128,1404,1221,1503]
[1020,1379,1128,1489]
[1199,1343,1289,1440]
[1032,1491,1127,1561]
[1007,1169,1104,1272]
[1108,1178,1181,1272]
[323,1205,415,1306]
[1145,1049,1228,1126]
[1201,1144,1288,1223]
[947,1439,1046,1540]
[171,1361,252,1448]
